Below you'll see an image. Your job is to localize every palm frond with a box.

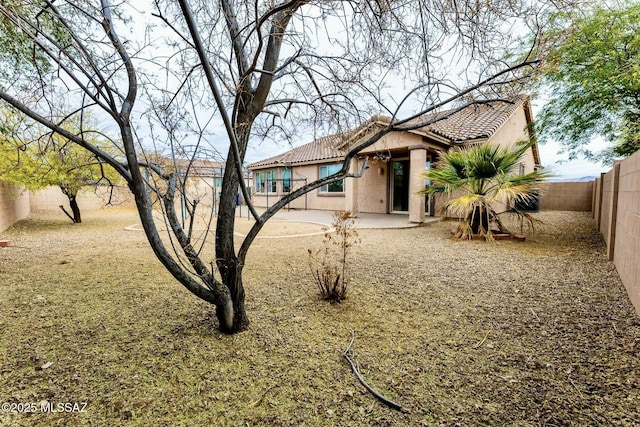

[442,193,484,218]
[425,139,548,240]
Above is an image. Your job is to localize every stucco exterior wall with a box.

[360,131,425,155]
[488,105,537,171]
[0,181,30,232]
[354,159,389,214]
[251,163,347,211]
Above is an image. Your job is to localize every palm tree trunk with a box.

[469,203,489,235]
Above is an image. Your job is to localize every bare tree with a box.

[0,0,570,333]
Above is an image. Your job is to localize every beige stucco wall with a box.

[251,163,347,211]
[489,105,537,172]
[0,181,30,232]
[353,158,388,214]
[360,131,425,155]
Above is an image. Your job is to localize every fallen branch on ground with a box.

[342,330,407,413]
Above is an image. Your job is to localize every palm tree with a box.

[421,141,549,241]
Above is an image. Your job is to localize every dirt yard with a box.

[0,209,638,426]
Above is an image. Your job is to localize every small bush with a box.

[308,211,360,303]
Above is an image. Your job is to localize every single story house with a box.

[246,96,542,223]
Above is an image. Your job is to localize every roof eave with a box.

[248,156,346,170]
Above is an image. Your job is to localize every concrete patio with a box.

[271,209,440,229]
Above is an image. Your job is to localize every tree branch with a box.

[0,91,131,181]
[177,0,259,220]
[343,330,406,412]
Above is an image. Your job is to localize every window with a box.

[319,164,344,193]
[519,164,525,176]
[255,171,265,193]
[424,160,431,186]
[267,170,277,193]
[282,169,291,193]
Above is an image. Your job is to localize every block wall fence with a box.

[539,181,594,211]
[0,181,30,233]
[0,184,134,232]
[593,151,640,316]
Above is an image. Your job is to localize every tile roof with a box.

[247,97,530,169]
[149,157,226,176]
[426,97,527,142]
[247,133,352,168]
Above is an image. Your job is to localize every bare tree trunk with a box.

[69,194,81,224]
[215,144,250,333]
[216,258,249,333]
[60,186,81,223]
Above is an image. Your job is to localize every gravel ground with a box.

[0,209,638,426]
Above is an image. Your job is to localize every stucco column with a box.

[408,146,426,223]
[344,157,359,214]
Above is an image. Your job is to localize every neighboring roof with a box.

[247,134,346,169]
[180,159,226,177]
[150,157,226,177]
[247,97,535,169]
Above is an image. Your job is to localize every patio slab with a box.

[272,209,439,229]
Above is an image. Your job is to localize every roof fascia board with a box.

[248,157,346,170]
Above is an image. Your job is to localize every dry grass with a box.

[0,209,639,426]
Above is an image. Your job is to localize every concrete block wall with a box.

[0,181,30,232]
[1,183,134,232]
[592,151,640,316]
[29,186,134,211]
[599,166,619,253]
[612,152,640,314]
[539,181,594,211]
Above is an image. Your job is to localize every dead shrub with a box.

[308,211,360,303]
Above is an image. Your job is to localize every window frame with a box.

[281,168,291,193]
[266,170,277,193]
[254,171,265,193]
[319,164,344,194]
